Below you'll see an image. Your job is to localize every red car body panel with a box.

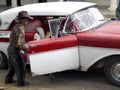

[28,21,120,54]
[0,18,42,43]
[28,35,78,54]
[25,32,35,42]
[1,20,120,54]
[0,30,35,42]
[77,21,120,49]
[97,21,120,34]
[77,30,120,49]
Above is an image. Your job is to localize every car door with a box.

[28,35,79,76]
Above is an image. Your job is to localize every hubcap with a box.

[111,63,120,82]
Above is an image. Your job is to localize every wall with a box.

[0,0,111,6]
[0,0,6,5]
[21,0,42,5]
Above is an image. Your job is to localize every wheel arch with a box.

[0,50,8,69]
[88,54,120,71]
[0,42,9,57]
[103,55,120,87]
[8,19,16,30]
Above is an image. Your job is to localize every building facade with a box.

[0,0,111,6]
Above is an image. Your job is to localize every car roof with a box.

[0,1,96,28]
[25,2,96,15]
[1,2,96,16]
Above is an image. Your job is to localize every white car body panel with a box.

[0,31,10,38]
[0,42,9,55]
[79,46,120,71]
[29,44,120,75]
[0,31,10,55]
[29,47,79,76]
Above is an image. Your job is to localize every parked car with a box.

[0,1,120,87]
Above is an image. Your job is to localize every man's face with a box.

[22,19,29,25]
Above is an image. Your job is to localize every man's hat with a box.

[17,11,33,20]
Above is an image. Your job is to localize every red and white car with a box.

[0,2,120,87]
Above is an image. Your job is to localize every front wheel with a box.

[104,56,120,87]
[0,51,8,69]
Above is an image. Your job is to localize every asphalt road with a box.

[0,67,120,90]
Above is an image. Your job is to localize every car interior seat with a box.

[37,27,45,39]
[34,27,45,40]
[25,18,42,32]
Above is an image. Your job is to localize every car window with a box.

[64,18,76,34]
[71,7,105,31]
[48,19,61,38]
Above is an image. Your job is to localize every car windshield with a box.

[71,7,106,31]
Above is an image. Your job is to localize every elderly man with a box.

[5,11,33,87]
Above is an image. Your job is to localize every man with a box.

[5,11,33,87]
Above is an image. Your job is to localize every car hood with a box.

[76,20,120,49]
[96,20,120,34]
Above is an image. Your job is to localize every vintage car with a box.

[0,1,120,87]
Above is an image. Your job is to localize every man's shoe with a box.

[5,80,16,84]
[17,82,30,87]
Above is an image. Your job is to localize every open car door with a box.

[28,35,79,76]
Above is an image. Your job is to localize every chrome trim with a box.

[111,62,120,82]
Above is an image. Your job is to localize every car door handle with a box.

[29,43,40,48]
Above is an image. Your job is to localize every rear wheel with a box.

[104,56,120,87]
[0,51,8,69]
